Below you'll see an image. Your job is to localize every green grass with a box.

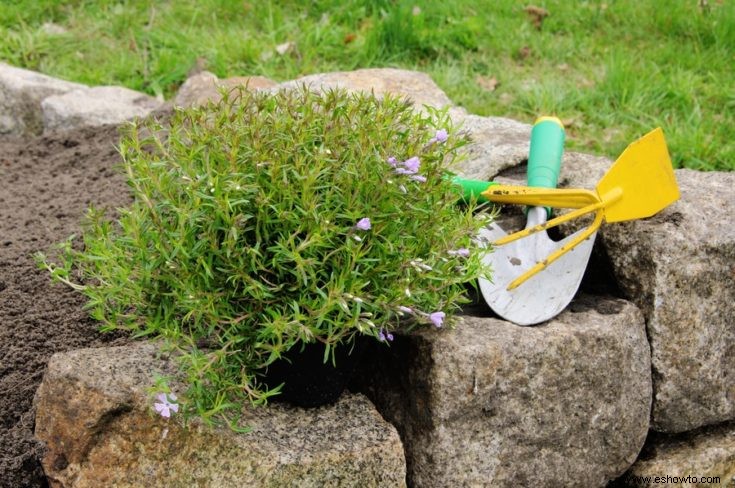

[1,0,733,170]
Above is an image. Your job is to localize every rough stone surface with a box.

[601,169,735,433]
[451,114,533,180]
[173,70,277,107]
[276,68,454,109]
[34,343,406,488]
[618,421,735,487]
[355,295,652,488]
[0,62,85,135]
[41,86,162,132]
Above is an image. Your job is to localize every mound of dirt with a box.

[0,125,133,487]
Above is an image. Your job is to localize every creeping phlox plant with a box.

[39,87,491,424]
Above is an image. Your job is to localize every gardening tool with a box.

[451,124,679,325]
[483,116,594,325]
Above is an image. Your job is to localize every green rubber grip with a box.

[528,117,564,190]
[449,175,498,204]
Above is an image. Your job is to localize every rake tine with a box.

[506,208,604,290]
[494,200,604,247]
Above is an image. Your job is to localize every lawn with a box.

[1,0,733,170]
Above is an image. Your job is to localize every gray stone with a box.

[356,295,652,487]
[173,71,277,108]
[602,169,735,433]
[276,68,454,110]
[40,22,68,36]
[451,114,532,180]
[41,86,162,132]
[560,150,612,189]
[0,62,85,135]
[619,421,735,487]
[34,342,406,488]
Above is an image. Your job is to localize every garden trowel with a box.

[478,117,595,325]
[451,124,679,325]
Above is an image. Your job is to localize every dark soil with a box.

[263,337,372,408]
[0,125,133,488]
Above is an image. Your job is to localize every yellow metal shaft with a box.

[493,201,605,246]
[481,185,599,209]
[506,209,604,290]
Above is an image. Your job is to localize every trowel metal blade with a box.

[478,219,596,326]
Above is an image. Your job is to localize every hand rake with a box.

[452,126,679,324]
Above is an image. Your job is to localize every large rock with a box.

[276,68,454,110]
[602,169,735,433]
[34,342,406,488]
[173,71,277,107]
[355,295,652,487]
[41,86,162,132]
[618,421,735,487]
[0,62,85,135]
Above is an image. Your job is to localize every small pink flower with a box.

[402,156,420,173]
[433,129,448,144]
[154,393,179,418]
[429,311,445,328]
[354,218,371,231]
[449,248,470,258]
[387,156,398,167]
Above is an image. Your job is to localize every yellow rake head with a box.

[481,127,680,289]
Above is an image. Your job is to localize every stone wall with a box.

[4,64,731,487]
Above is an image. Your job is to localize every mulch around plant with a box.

[0,125,133,488]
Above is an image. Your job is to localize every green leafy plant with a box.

[38,87,490,423]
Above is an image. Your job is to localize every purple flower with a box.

[378,329,393,342]
[393,156,421,176]
[398,306,414,314]
[433,129,448,144]
[403,156,420,173]
[355,217,371,231]
[429,311,445,328]
[387,332,394,341]
[387,156,398,167]
[154,393,179,418]
[449,248,470,258]
[410,174,427,183]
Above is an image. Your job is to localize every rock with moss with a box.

[34,342,406,488]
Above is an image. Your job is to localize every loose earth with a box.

[0,125,132,488]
